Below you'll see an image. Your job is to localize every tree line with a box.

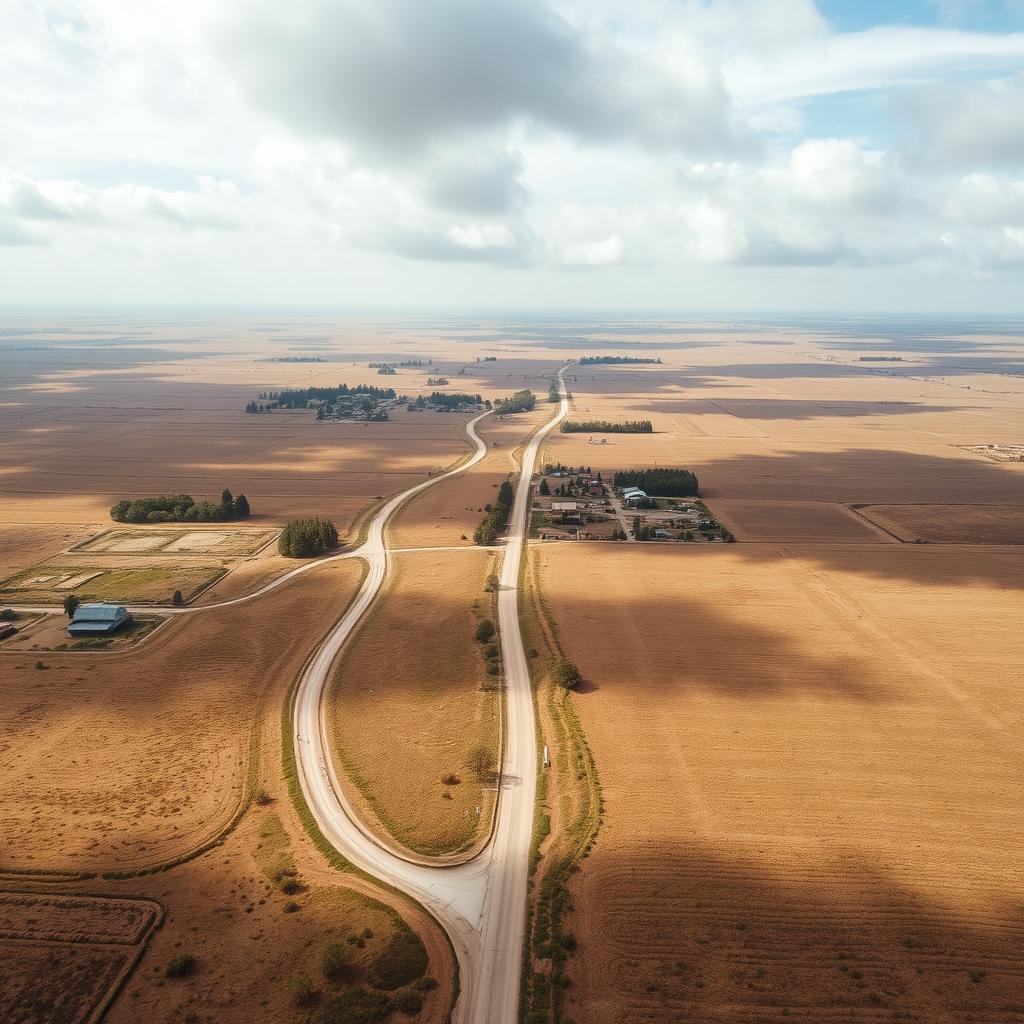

[494,389,536,413]
[474,480,515,545]
[561,420,653,433]
[247,383,397,411]
[614,468,699,496]
[111,489,250,524]
[579,356,662,365]
[277,517,338,557]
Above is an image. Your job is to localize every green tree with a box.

[320,942,351,984]
[63,594,80,619]
[552,659,582,690]
[278,517,339,557]
[221,488,233,505]
[233,494,250,518]
[172,590,184,606]
[474,619,496,643]
[538,478,550,496]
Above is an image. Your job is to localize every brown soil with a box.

[328,549,500,857]
[856,503,1024,544]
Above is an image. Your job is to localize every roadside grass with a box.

[518,544,603,1024]
[0,564,226,605]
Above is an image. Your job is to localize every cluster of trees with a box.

[474,480,514,544]
[547,380,561,403]
[376,366,397,375]
[579,355,662,365]
[111,489,250,524]
[561,419,653,433]
[252,384,397,411]
[425,391,483,410]
[278,517,338,557]
[494,389,536,413]
[614,468,699,496]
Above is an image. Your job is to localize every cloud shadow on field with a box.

[567,840,1024,1022]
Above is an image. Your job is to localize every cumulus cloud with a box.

[219,0,749,159]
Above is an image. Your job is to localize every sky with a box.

[1,0,1023,312]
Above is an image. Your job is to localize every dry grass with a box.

[0,563,225,604]
[327,549,500,857]
[73,527,278,557]
[536,543,1024,1023]
[0,558,363,872]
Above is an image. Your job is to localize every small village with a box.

[532,464,734,542]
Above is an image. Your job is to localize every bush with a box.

[165,953,196,978]
[284,900,300,913]
[321,942,352,984]
[34,660,46,671]
[483,642,499,659]
[278,517,339,558]
[413,975,438,992]
[310,988,392,1024]
[552,659,582,690]
[465,743,495,781]
[0,609,16,621]
[441,772,460,786]
[394,990,424,1016]
[474,619,495,643]
[293,974,319,1006]
[368,928,429,990]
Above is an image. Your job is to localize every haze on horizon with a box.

[2,0,1024,313]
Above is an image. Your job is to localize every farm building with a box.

[67,603,132,636]
[622,487,647,504]
[551,501,579,512]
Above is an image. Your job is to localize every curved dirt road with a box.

[294,369,570,1023]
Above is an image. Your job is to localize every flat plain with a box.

[526,325,1024,1023]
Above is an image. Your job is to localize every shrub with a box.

[483,642,499,659]
[551,659,582,690]
[172,590,184,606]
[34,660,46,671]
[293,974,319,1006]
[441,773,460,786]
[413,975,438,992]
[255,789,273,806]
[0,609,16,621]
[284,900,300,913]
[368,928,429,990]
[165,953,196,978]
[474,620,495,643]
[321,942,352,984]
[394,990,424,1016]
[279,877,302,895]
[310,988,392,1024]
[465,743,495,781]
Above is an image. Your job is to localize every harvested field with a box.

[856,503,1024,544]
[536,543,1024,1024]
[0,892,160,1024]
[711,499,892,543]
[328,549,500,857]
[0,559,363,872]
[0,563,225,604]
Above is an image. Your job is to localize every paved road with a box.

[4,373,571,1023]
[294,369,570,1024]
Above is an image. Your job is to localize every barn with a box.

[67,603,132,636]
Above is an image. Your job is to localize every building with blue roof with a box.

[67,603,132,636]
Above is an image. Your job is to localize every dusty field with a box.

[0,558,362,872]
[1,613,164,653]
[856,503,1024,544]
[328,549,500,857]
[389,406,549,549]
[537,543,1024,1023]
[0,892,160,1024]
